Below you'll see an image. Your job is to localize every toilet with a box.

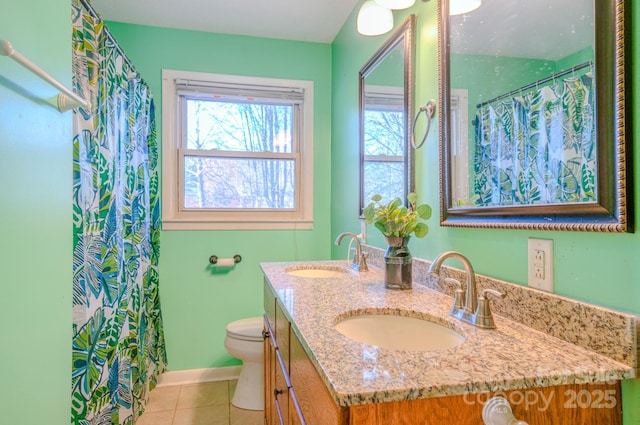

[224,316,264,410]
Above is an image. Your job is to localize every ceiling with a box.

[90,0,361,43]
[450,0,594,60]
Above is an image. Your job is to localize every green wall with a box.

[0,0,638,423]
[0,0,72,423]
[331,2,639,423]
[105,22,333,370]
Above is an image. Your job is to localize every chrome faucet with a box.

[335,232,368,272]
[428,251,503,329]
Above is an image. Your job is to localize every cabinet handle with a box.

[273,387,284,397]
[262,329,270,339]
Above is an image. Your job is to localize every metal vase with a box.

[383,237,412,290]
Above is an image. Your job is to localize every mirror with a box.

[360,15,416,214]
[439,0,631,231]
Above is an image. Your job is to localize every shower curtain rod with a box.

[0,39,90,112]
[476,61,593,109]
[78,0,136,72]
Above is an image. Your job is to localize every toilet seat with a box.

[226,317,264,342]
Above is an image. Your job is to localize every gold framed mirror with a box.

[438,0,631,232]
[359,15,416,214]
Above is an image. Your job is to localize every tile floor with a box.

[136,380,263,425]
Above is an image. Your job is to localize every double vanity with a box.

[260,253,637,424]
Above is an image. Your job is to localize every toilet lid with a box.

[226,317,264,341]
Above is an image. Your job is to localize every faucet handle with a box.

[481,289,504,300]
[474,289,505,329]
[358,251,369,272]
[444,278,465,312]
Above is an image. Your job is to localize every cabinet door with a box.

[274,349,290,425]
[264,320,278,425]
[289,331,348,425]
[275,301,290,361]
[288,389,306,425]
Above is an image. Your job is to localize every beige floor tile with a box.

[145,385,181,413]
[230,405,263,425]
[172,405,229,425]
[177,381,230,409]
[137,380,263,425]
[135,409,175,425]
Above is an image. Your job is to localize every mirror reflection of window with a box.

[359,15,415,216]
[363,85,405,204]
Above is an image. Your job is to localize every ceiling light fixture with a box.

[374,0,416,10]
[449,0,481,15]
[357,0,394,36]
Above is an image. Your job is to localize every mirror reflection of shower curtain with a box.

[70,1,167,424]
[473,68,596,207]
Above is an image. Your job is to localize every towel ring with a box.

[411,99,436,149]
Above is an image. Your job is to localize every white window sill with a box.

[162,218,314,231]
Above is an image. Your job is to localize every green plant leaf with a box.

[414,222,429,238]
[416,204,432,219]
[365,193,431,238]
[388,197,402,210]
[363,204,375,222]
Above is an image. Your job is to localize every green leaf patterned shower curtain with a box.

[473,68,596,207]
[71,1,167,423]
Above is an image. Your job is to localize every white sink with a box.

[285,265,346,278]
[335,313,465,351]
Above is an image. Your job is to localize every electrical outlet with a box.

[528,238,553,292]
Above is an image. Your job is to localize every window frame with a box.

[162,69,314,230]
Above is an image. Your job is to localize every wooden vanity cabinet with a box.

[263,282,623,425]
[264,285,308,425]
[349,382,622,425]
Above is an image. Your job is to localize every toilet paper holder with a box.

[209,254,242,265]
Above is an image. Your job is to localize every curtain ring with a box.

[411,99,436,149]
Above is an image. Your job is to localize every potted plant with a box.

[363,193,432,289]
[363,192,432,244]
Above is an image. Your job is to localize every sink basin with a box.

[335,313,465,351]
[285,265,347,278]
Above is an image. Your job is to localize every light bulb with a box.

[357,0,394,36]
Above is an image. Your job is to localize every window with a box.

[162,70,314,230]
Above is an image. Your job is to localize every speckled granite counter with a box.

[260,260,636,407]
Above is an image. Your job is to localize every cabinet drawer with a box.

[264,281,276,330]
[264,313,277,350]
[275,301,290,362]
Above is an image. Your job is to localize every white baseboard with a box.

[156,366,242,387]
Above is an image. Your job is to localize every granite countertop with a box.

[260,260,635,407]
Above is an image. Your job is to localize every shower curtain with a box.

[473,69,596,207]
[70,1,167,423]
